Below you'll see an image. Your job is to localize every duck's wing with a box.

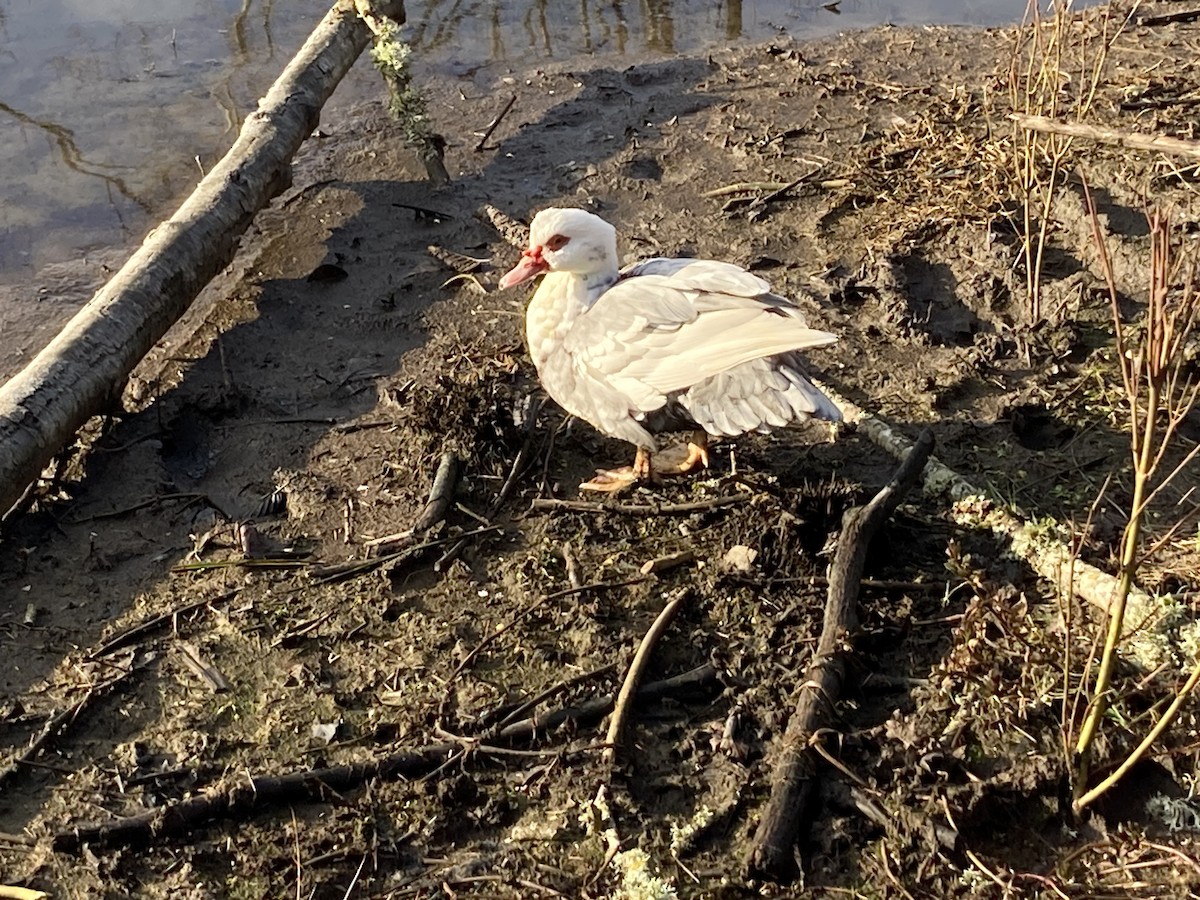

[619,258,774,297]
[564,264,836,410]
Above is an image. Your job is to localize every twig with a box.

[309,524,502,583]
[1010,113,1200,160]
[489,395,544,516]
[272,611,334,648]
[530,494,750,516]
[480,204,530,249]
[413,453,460,533]
[603,588,690,769]
[52,665,719,853]
[747,430,934,882]
[701,181,793,197]
[365,452,460,550]
[171,558,309,574]
[813,377,1157,645]
[438,577,649,727]
[495,663,718,741]
[561,542,583,589]
[390,201,454,221]
[492,664,618,731]
[474,94,516,151]
[0,665,139,790]
[426,400,541,572]
[88,590,236,660]
[176,642,231,693]
[1137,7,1200,26]
[70,492,215,523]
[639,549,696,576]
[0,887,49,900]
[823,782,957,852]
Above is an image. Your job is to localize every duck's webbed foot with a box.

[579,447,652,493]
[651,431,710,476]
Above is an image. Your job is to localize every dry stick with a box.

[176,642,232,693]
[366,451,460,548]
[310,525,501,584]
[1010,113,1200,161]
[70,492,214,523]
[495,664,718,742]
[0,667,138,790]
[87,590,237,660]
[748,430,934,883]
[437,577,649,727]
[701,181,793,197]
[492,663,618,732]
[474,95,517,151]
[412,452,459,533]
[822,782,957,852]
[1137,7,1200,26]
[530,494,750,516]
[52,664,718,854]
[0,0,404,519]
[815,380,1155,636]
[0,887,49,900]
[602,588,691,769]
[480,204,530,250]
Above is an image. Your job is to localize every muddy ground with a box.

[4,3,1200,897]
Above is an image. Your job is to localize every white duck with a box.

[499,207,841,492]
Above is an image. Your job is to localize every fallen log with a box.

[747,430,934,883]
[0,0,405,519]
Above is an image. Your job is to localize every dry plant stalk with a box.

[1072,195,1200,814]
[1007,0,1127,324]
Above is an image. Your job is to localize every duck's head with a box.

[498,207,619,289]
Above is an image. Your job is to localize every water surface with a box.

[0,0,1088,377]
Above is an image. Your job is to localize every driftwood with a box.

[1010,113,1200,161]
[53,664,719,853]
[0,0,406,519]
[748,430,934,882]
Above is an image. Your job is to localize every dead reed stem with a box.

[1073,194,1200,813]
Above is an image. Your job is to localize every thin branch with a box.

[1012,113,1200,160]
[530,494,750,516]
[602,589,690,769]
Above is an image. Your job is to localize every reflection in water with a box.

[0,98,150,214]
[644,0,674,53]
[526,0,550,56]
[726,0,742,40]
[232,0,254,63]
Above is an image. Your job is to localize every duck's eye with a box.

[545,234,570,252]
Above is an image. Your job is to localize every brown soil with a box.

[4,6,1200,898]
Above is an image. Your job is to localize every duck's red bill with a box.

[499,252,548,289]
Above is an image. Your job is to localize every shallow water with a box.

[0,0,1093,378]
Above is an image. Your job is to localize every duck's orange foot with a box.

[652,432,710,476]
[579,466,640,493]
[579,447,653,493]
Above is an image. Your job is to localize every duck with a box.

[499,207,841,492]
